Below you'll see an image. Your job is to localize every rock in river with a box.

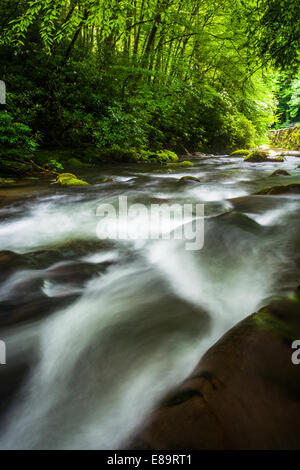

[128,295,300,450]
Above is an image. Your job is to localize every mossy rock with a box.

[139,149,179,163]
[0,177,16,184]
[268,156,285,163]
[100,178,114,183]
[256,183,300,195]
[245,150,285,163]
[54,173,89,186]
[231,149,251,157]
[178,176,201,184]
[244,150,270,162]
[166,160,194,168]
[270,169,290,177]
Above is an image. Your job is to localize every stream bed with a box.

[0,153,300,449]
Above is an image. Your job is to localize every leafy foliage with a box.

[0,0,296,158]
[0,111,38,157]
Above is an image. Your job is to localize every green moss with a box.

[268,126,300,151]
[0,177,16,184]
[256,183,300,195]
[139,149,179,163]
[244,150,269,162]
[100,178,114,183]
[54,173,89,186]
[268,156,285,162]
[166,160,194,168]
[179,176,201,183]
[245,149,285,163]
[252,310,292,338]
[231,149,251,156]
[62,178,89,186]
[156,150,179,162]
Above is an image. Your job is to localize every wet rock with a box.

[256,183,300,195]
[128,295,300,450]
[178,176,202,184]
[0,250,31,283]
[45,260,108,285]
[229,195,285,214]
[270,169,290,177]
[245,150,285,163]
[150,169,175,174]
[100,178,114,183]
[244,150,269,162]
[51,239,109,257]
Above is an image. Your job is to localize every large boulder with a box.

[54,173,89,186]
[128,295,300,449]
[245,150,285,163]
[256,183,300,195]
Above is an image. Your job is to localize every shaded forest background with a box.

[0,0,299,161]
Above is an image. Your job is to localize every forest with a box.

[0,0,300,453]
[0,0,299,169]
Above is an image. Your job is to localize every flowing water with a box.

[0,153,300,449]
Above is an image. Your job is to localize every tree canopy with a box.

[0,0,299,156]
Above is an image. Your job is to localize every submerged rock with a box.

[256,183,300,195]
[178,176,201,184]
[128,295,300,450]
[270,169,290,177]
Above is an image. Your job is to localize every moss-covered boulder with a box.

[245,150,285,163]
[54,173,89,186]
[0,177,16,184]
[231,149,251,157]
[270,169,290,177]
[178,176,201,184]
[256,183,300,195]
[166,160,194,168]
[140,149,179,163]
[269,156,285,163]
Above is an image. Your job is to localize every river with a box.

[0,153,299,449]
